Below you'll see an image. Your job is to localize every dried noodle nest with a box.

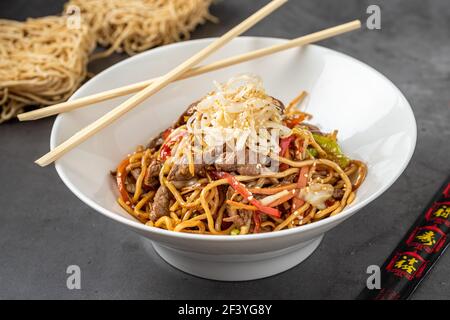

[0,16,96,123]
[0,0,215,123]
[65,0,217,59]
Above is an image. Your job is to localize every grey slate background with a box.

[0,0,449,299]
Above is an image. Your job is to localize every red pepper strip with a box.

[159,131,187,160]
[292,166,310,211]
[159,145,172,161]
[280,136,295,157]
[116,158,133,205]
[214,171,281,218]
[279,136,295,171]
[253,211,261,233]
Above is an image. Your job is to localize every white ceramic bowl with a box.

[51,37,416,281]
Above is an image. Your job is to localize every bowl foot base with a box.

[151,235,323,281]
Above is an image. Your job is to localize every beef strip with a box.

[214,163,238,172]
[167,163,208,181]
[147,100,200,150]
[147,131,164,150]
[271,96,285,111]
[332,188,344,200]
[166,149,265,181]
[237,164,262,176]
[144,159,162,188]
[223,206,243,226]
[224,210,252,229]
[212,163,263,176]
[282,174,297,184]
[131,168,141,180]
[214,149,265,176]
[173,100,199,128]
[125,176,136,193]
[150,185,171,221]
[302,123,324,135]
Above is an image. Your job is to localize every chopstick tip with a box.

[35,155,51,167]
[17,113,30,121]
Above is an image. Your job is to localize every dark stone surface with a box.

[0,0,449,299]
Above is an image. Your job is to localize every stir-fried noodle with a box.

[113,75,367,235]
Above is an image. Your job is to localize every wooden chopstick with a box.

[19,20,361,122]
[35,0,288,167]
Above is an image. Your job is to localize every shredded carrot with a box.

[215,172,281,218]
[116,157,133,205]
[248,183,297,195]
[268,190,297,207]
[292,166,310,211]
[285,113,307,129]
[226,200,257,211]
[253,211,261,233]
[279,136,295,171]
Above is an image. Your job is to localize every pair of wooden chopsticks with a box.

[19,20,361,122]
[31,0,360,166]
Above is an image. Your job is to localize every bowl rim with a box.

[51,36,417,241]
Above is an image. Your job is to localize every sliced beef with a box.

[147,100,200,150]
[271,96,285,111]
[125,176,136,193]
[167,163,207,181]
[214,162,262,176]
[214,163,238,172]
[223,214,244,226]
[173,100,199,128]
[213,162,263,176]
[282,173,297,184]
[223,206,243,226]
[130,168,141,180]
[302,123,324,135]
[332,188,344,200]
[125,183,135,194]
[167,148,264,179]
[214,149,264,176]
[150,185,171,221]
[236,164,262,176]
[144,159,162,188]
[147,131,164,150]
[224,210,252,229]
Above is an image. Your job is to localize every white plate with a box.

[51,37,417,281]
